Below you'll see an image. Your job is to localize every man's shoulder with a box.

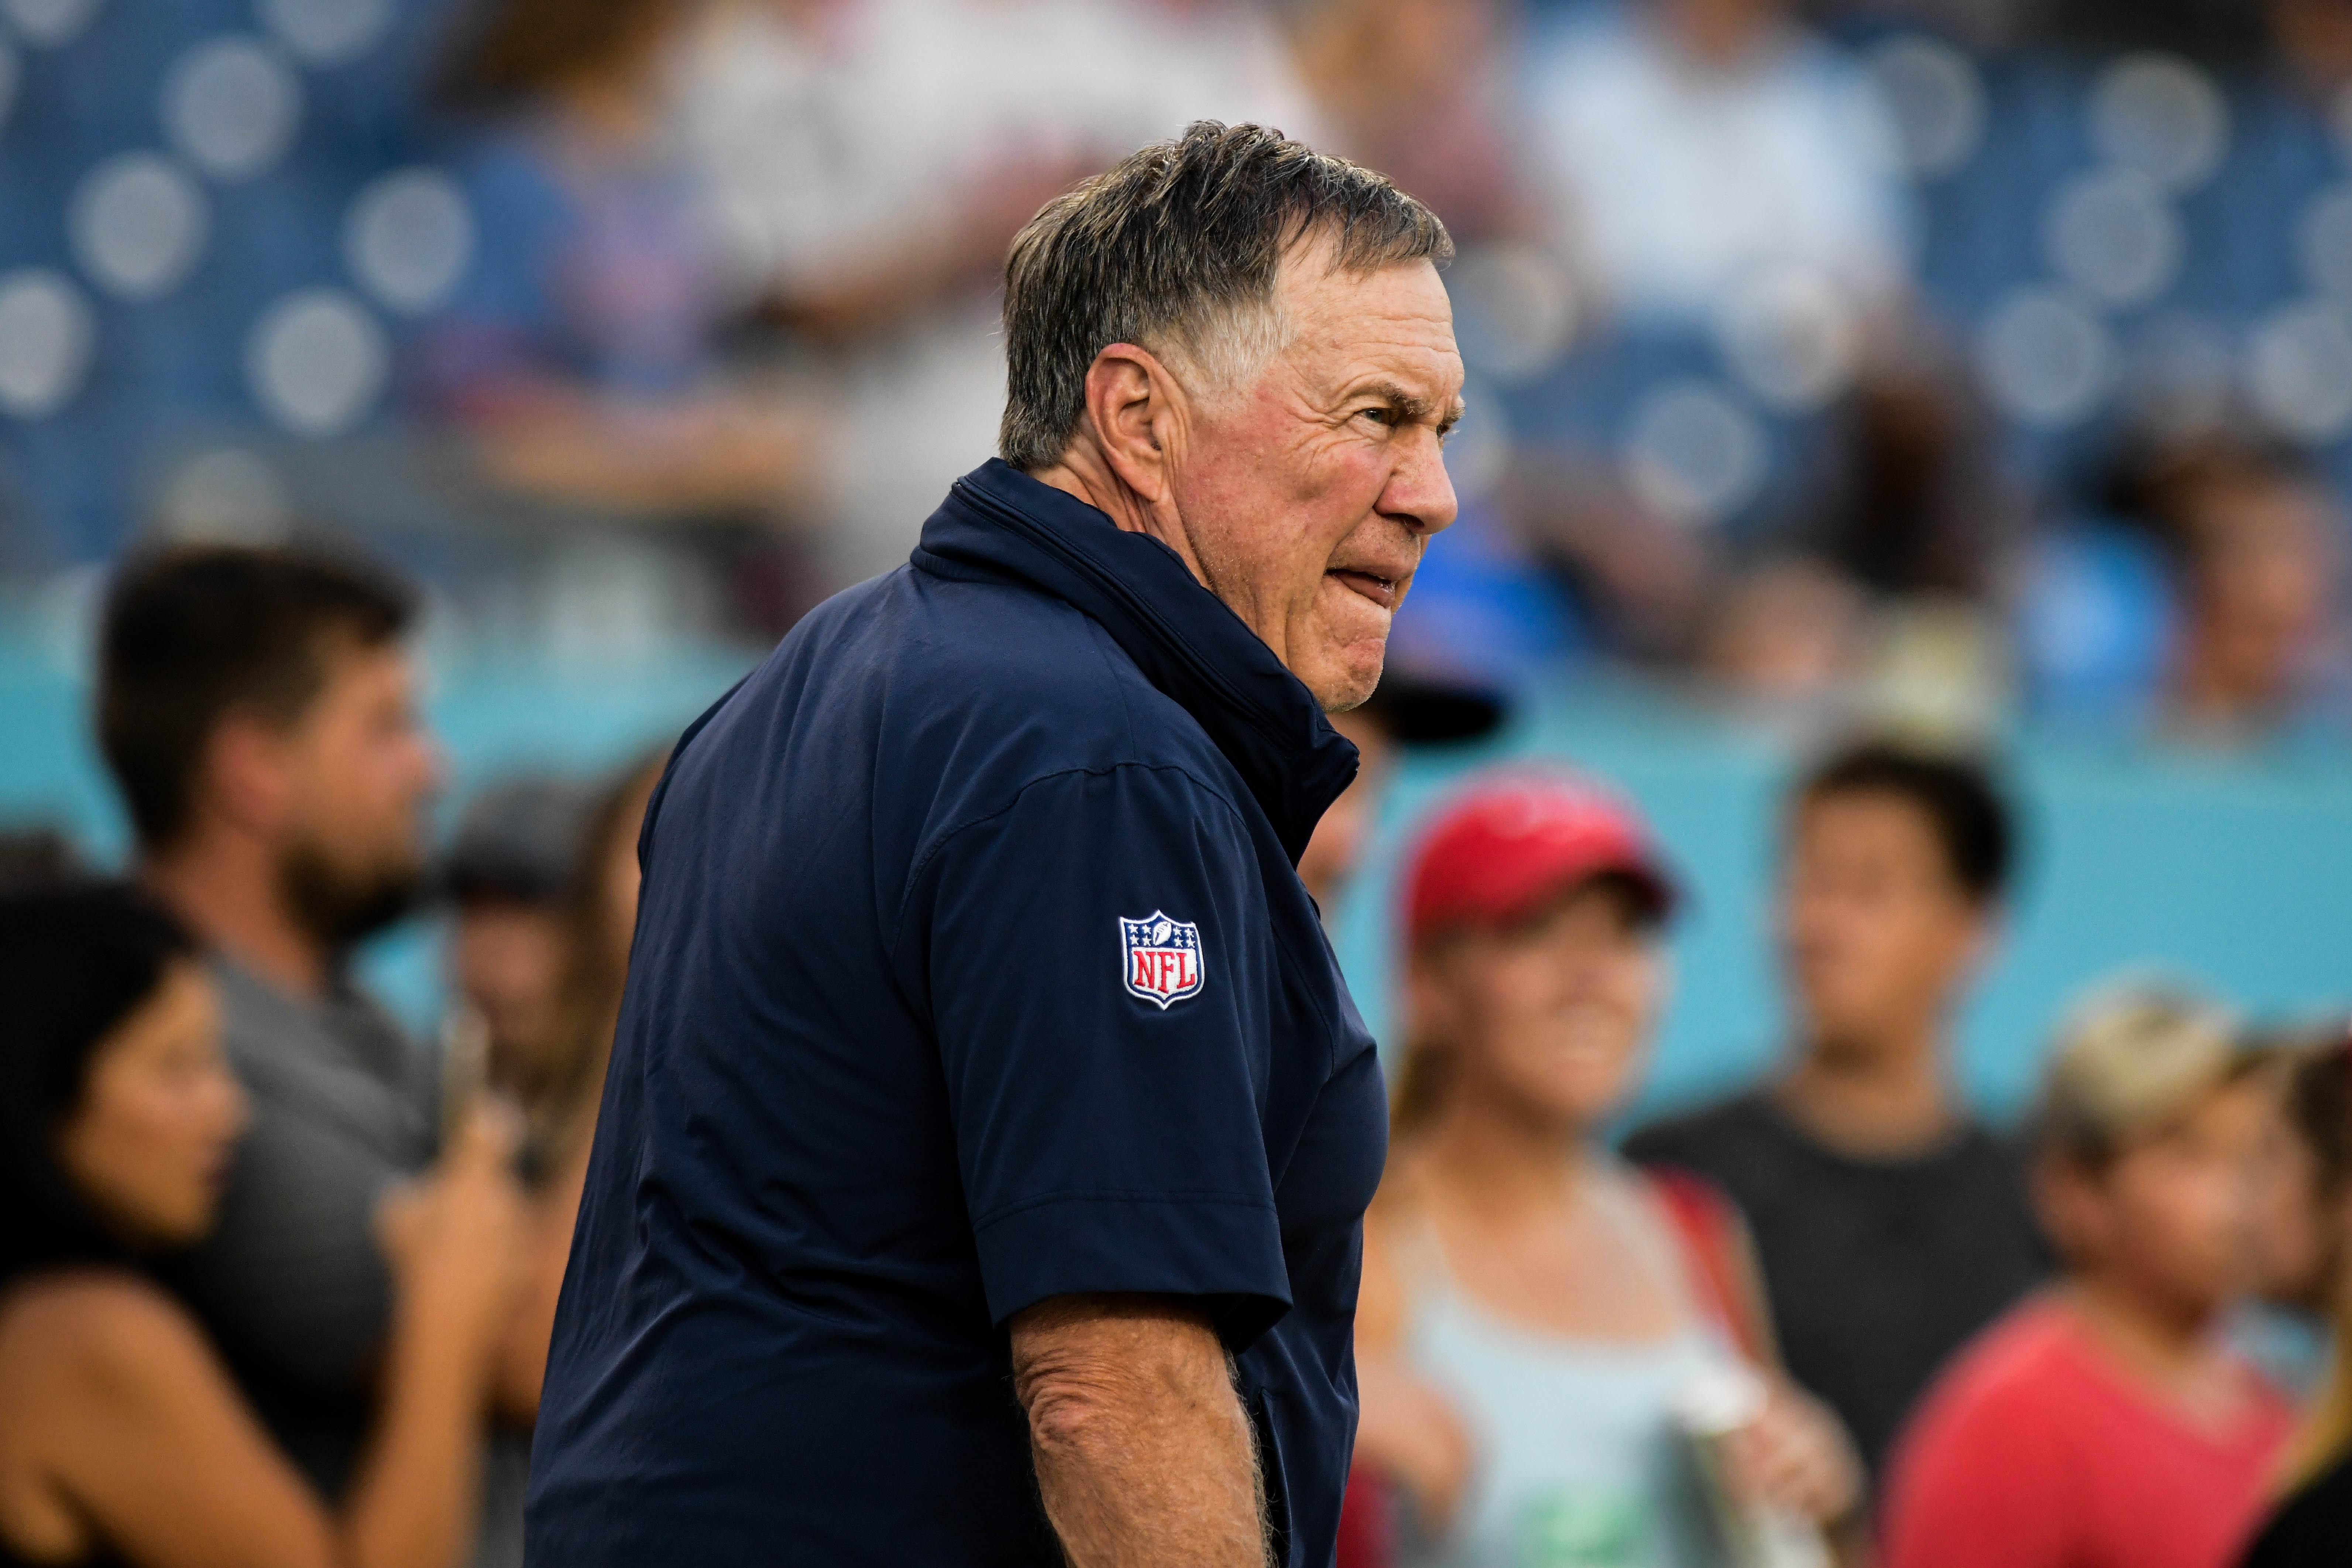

[1622,1084,1789,1174]
[774,562,1232,783]
[205,957,438,1157]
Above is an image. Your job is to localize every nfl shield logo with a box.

[1118,911,1206,1009]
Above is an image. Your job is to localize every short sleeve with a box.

[913,763,1290,1346]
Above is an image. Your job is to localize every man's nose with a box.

[1382,428,1459,537]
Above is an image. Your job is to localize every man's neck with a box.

[144,837,327,1000]
[1775,1019,1960,1159]
[1027,448,1209,589]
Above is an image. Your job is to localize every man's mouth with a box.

[1327,569,1401,611]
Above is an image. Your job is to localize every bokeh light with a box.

[244,286,388,436]
[163,36,302,181]
[0,268,96,418]
[1622,379,1768,528]
[1976,284,2115,428]
[344,168,476,315]
[68,151,209,300]
[2088,53,2229,193]
[1865,33,1987,181]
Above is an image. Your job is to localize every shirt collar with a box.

[912,459,1360,865]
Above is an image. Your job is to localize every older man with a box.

[526,124,1460,1566]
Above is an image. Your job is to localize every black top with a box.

[1624,1086,2049,1475]
[528,461,1388,1566]
[2241,1453,2352,1568]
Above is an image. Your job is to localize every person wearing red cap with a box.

[1350,770,1861,1568]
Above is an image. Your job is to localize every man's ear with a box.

[200,709,295,839]
[1081,343,1187,505]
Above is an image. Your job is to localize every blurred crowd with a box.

[1,539,2348,1568]
[2,0,2352,745]
[3,0,2352,1563]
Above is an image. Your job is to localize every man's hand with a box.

[1009,1295,1268,1568]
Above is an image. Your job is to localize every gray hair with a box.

[998,121,1452,472]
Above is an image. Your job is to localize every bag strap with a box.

[1645,1166,1770,1366]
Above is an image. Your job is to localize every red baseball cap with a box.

[1404,770,1678,946]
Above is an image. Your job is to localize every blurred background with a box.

[2,0,2350,1118]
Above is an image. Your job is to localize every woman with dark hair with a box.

[0,887,523,1568]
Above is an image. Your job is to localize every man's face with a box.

[1779,791,1989,1059]
[275,642,440,947]
[1171,253,1463,712]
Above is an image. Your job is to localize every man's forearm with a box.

[1012,1296,1267,1568]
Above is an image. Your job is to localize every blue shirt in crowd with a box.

[526,459,1389,1565]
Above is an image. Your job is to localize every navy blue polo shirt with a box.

[526,460,1388,1566]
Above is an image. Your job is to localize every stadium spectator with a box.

[1291,0,1538,243]
[1522,0,1910,327]
[513,753,661,1183]
[1698,555,1867,709]
[1297,670,1512,919]
[1626,742,2046,1477]
[423,0,819,588]
[442,776,592,1134]
[486,753,665,1456]
[670,0,1320,589]
[94,545,541,1543]
[0,885,523,1568]
[2240,1029,2352,1565]
[440,756,660,1185]
[2235,1023,2352,1397]
[2108,439,2350,744]
[1879,986,2295,1568]
[1355,771,1860,1566]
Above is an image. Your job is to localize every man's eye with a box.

[1358,407,1393,427]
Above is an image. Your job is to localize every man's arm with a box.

[1009,1295,1267,1568]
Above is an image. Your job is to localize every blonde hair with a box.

[2037,981,2248,1171]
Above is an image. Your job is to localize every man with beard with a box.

[94,545,522,1508]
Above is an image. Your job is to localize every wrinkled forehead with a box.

[1273,238,1463,397]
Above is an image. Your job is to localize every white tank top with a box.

[1396,1166,1744,1568]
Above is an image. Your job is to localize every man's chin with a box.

[1303,646,1388,715]
[280,847,428,951]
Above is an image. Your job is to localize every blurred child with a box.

[1354,771,1860,1567]
[2238,1027,2352,1567]
[1879,987,2295,1568]
[0,887,523,1568]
